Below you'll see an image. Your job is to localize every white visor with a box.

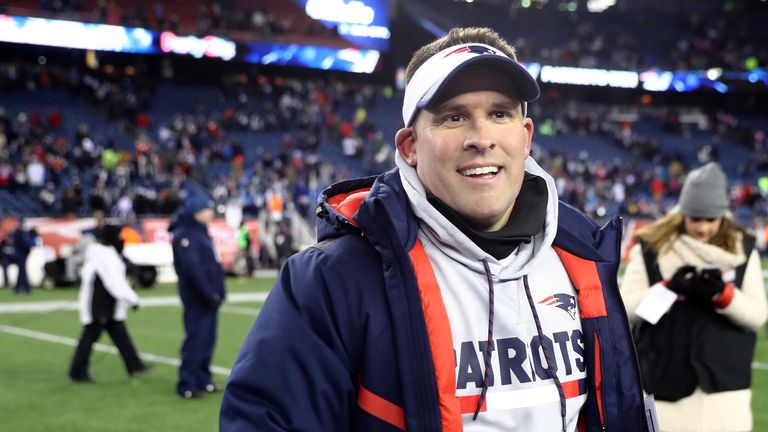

[402,43,540,126]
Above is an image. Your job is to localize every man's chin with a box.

[459,210,506,232]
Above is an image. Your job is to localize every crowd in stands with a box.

[1,0,345,45]
[0,61,393,227]
[1,59,767,233]
[410,0,768,72]
[2,0,766,73]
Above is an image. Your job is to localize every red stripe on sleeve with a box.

[357,381,406,431]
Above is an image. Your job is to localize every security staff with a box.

[169,189,227,399]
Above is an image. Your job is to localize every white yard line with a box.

[221,305,262,315]
[0,324,232,376]
[2,322,767,374]
[0,292,269,314]
[3,289,768,371]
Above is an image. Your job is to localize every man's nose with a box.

[463,119,497,152]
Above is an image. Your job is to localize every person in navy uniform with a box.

[0,236,13,288]
[169,187,227,399]
[12,220,34,294]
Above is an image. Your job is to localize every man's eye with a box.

[446,114,463,122]
[492,111,511,119]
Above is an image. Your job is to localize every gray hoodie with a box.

[397,152,586,431]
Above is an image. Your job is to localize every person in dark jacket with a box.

[0,236,13,288]
[11,221,34,294]
[68,224,151,382]
[169,187,227,399]
[221,27,648,431]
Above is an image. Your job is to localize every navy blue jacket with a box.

[169,212,226,306]
[220,169,646,431]
[12,228,32,263]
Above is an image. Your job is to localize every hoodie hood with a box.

[315,151,560,280]
[316,154,619,270]
[394,150,559,279]
[316,171,420,250]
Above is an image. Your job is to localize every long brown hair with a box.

[636,211,745,254]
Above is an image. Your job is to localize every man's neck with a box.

[426,173,548,260]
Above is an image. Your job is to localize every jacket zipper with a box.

[593,330,607,431]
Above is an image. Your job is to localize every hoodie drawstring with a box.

[523,275,567,432]
[473,259,496,420]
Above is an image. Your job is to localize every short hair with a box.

[404,27,518,85]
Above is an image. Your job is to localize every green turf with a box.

[0,277,274,302]
[1,275,767,431]
[0,277,267,432]
[753,324,768,428]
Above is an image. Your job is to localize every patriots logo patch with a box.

[538,294,577,320]
[444,44,498,58]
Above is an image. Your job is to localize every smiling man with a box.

[397,64,532,232]
[221,27,648,432]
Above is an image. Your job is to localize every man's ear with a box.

[395,127,417,166]
[523,117,534,158]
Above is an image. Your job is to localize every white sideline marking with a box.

[2,324,768,374]
[4,292,766,372]
[0,324,232,376]
[222,305,261,315]
[0,292,269,314]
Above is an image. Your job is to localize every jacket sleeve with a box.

[95,249,139,306]
[220,247,357,432]
[715,249,768,331]
[619,243,651,325]
[84,245,138,306]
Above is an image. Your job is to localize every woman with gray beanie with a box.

[620,162,767,432]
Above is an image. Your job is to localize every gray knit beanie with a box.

[679,162,729,218]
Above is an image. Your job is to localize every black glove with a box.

[208,294,223,309]
[667,265,697,295]
[687,268,725,305]
[131,303,140,311]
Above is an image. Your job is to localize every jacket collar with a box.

[316,166,620,265]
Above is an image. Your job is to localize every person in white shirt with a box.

[68,224,151,382]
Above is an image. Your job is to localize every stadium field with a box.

[1,274,767,432]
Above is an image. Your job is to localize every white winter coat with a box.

[78,243,139,325]
[621,233,767,432]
